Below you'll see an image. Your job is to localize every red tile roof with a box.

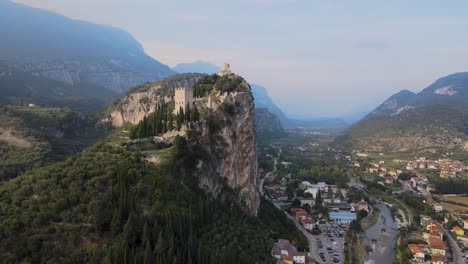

[408,244,423,254]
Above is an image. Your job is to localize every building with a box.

[298,197,315,207]
[329,212,356,223]
[426,185,436,193]
[302,217,314,231]
[431,254,448,264]
[407,244,425,263]
[217,63,232,77]
[432,203,443,213]
[356,200,369,212]
[292,252,306,264]
[206,94,218,110]
[290,208,308,221]
[453,226,465,236]
[271,239,297,259]
[173,87,193,114]
[428,237,446,256]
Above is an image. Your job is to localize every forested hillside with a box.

[0,139,307,263]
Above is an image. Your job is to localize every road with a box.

[442,226,463,264]
[284,213,325,264]
[259,147,324,263]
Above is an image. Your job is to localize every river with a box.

[363,202,399,264]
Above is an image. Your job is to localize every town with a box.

[258,132,468,264]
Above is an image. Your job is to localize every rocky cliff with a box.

[104,73,204,126]
[104,73,260,215]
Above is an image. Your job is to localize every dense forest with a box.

[0,137,307,263]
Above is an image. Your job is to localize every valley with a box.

[0,1,467,263]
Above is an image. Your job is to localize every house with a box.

[290,208,308,221]
[428,237,446,256]
[420,215,433,226]
[432,203,443,213]
[298,197,315,207]
[407,244,425,263]
[292,252,306,264]
[385,176,394,185]
[431,254,448,264]
[453,226,464,236]
[356,200,369,212]
[426,185,436,193]
[464,219,468,229]
[368,167,379,173]
[271,239,297,259]
[302,217,314,231]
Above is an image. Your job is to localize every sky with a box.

[13,0,468,119]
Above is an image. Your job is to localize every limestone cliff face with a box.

[103,73,259,215]
[104,74,204,126]
[192,88,259,215]
[14,59,174,94]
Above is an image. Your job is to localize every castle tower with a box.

[173,87,193,114]
[217,62,232,77]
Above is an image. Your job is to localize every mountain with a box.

[0,105,106,181]
[0,0,174,93]
[103,73,260,214]
[0,64,117,113]
[341,72,468,152]
[254,108,287,140]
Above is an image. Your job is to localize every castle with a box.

[173,86,193,114]
[217,63,231,77]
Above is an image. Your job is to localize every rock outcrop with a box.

[103,73,260,215]
[104,74,204,126]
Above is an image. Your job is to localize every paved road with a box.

[442,226,463,264]
[284,213,325,264]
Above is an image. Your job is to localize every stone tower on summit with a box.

[173,86,193,114]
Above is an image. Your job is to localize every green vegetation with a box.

[0,135,309,263]
[0,105,106,181]
[193,74,219,97]
[0,66,116,114]
[193,74,246,97]
[433,178,468,194]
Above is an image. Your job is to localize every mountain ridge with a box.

[0,0,174,93]
[342,72,468,152]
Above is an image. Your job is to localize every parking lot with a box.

[313,222,348,264]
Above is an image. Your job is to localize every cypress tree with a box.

[143,239,153,264]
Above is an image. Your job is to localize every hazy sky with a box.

[13,0,468,119]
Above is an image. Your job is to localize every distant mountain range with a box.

[0,0,174,94]
[341,72,468,152]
